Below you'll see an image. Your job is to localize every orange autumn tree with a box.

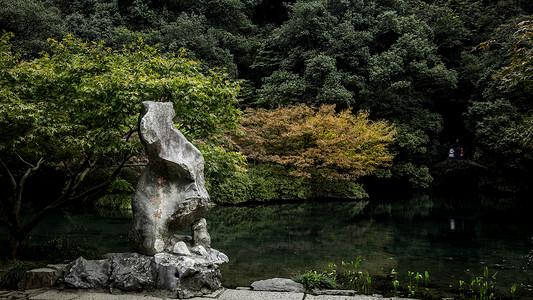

[235,104,396,180]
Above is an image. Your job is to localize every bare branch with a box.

[69,156,99,192]
[13,149,36,168]
[125,126,137,142]
[70,154,132,202]
[0,158,16,192]
[21,154,133,235]
[15,157,44,211]
[62,161,74,176]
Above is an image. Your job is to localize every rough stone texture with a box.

[59,251,228,298]
[192,218,211,251]
[154,253,223,298]
[171,241,192,256]
[17,267,63,289]
[130,101,210,256]
[108,253,156,291]
[251,278,306,293]
[63,258,110,289]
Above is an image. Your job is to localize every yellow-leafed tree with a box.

[235,104,396,180]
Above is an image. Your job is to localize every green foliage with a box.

[296,259,372,293]
[249,0,456,189]
[464,99,525,167]
[107,176,135,193]
[2,0,533,196]
[0,33,241,160]
[294,270,340,290]
[40,236,103,261]
[208,163,368,204]
[0,0,64,57]
[199,142,248,204]
[457,267,498,300]
[94,194,132,210]
[497,20,533,92]
[391,162,433,189]
[0,261,34,289]
[0,33,241,257]
[53,0,259,77]
[325,259,372,294]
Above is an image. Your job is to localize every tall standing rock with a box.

[130,101,211,255]
[61,102,227,298]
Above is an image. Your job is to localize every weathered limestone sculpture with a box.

[59,102,228,299]
[130,101,211,254]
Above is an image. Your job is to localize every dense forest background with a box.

[2,0,533,204]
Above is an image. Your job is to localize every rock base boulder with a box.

[61,249,228,299]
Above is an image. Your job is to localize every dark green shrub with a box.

[209,163,368,204]
[0,262,34,289]
[22,236,103,262]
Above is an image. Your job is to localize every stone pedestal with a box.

[62,249,228,298]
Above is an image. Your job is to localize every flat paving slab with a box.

[217,289,304,300]
[20,288,413,300]
[306,295,388,300]
[29,290,172,300]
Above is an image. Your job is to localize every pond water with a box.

[17,194,533,299]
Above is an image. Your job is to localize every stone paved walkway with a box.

[0,288,407,300]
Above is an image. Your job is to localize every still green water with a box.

[20,195,533,299]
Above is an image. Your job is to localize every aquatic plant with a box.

[329,258,372,294]
[389,268,430,297]
[510,283,517,298]
[296,258,371,293]
[406,270,430,297]
[393,279,400,296]
[458,267,498,300]
[294,270,339,290]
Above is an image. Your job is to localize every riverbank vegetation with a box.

[295,260,521,300]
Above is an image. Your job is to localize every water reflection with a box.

[207,196,533,299]
[6,195,533,299]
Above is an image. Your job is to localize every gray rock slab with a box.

[76,291,171,300]
[306,296,409,300]
[29,290,173,300]
[251,278,305,293]
[18,267,63,289]
[108,252,156,291]
[218,289,304,300]
[63,258,110,289]
[30,290,80,300]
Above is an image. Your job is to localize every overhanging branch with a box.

[69,153,132,202]
[20,153,133,237]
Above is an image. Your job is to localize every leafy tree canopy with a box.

[0,33,241,258]
[234,104,396,180]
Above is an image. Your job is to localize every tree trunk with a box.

[8,231,23,260]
